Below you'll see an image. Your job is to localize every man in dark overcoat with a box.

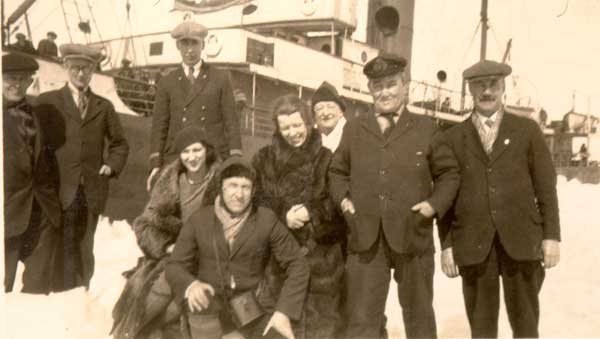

[147,21,242,191]
[328,54,460,339]
[438,60,560,338]
[36,44,129,290]
[3,53,65,293]
[37,31,59,58]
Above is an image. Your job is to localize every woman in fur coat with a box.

[252,94,345,339]
[112,126,220,339]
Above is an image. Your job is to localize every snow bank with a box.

[3,176,599,338]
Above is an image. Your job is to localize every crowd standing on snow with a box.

[3,20,560,339]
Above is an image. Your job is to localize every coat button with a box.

[183,107,187,111]
[379,194,385,200]
[487,168,492,173]
[201,105,206,110]
[201,116,206,121]
[182,117,187,122]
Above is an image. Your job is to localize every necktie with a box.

[482,118,495,154]
[484,118,494,129]
[380,113,396,137]
[78,89,88,119]
[188,66,195,85]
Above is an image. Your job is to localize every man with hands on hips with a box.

[328,53,460,339]
[437,60,560,338]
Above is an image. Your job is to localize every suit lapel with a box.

[360,113,385,142]
[184,63,209,107]
[60,85,83,124]
[32,109,41,163]
[463,117,489,164]
[229,211,257,259]
[488,112,517,165]
[175,67,192,96]
[82,93,103,125]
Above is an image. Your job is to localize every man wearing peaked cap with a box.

[312,81,346,152]
[3,53,66,293]
[148,20,241,191]
[329,53,460,338]
[437,59,560,337]
[35,43,129,292]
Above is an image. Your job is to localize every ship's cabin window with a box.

[149,42,163,56]
[246,38,274,67]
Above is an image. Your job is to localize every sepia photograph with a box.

[1,0,599,338]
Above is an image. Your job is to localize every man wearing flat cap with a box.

[3,53,65,293]
[328,53,459,338]
[37,31,59,59]
[148,21,242,191]
[437,60,560,338]
[11,32,37,54]
[36,43,129,291]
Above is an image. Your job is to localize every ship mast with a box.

[480,0,488,60]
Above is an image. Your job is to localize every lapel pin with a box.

[504,138,510,145]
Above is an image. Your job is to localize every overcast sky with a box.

[6,0,600,119]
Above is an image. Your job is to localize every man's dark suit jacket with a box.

[3,99,65,238]
[165,205,309,321]
[36,85,129,213]
[437,112,560,266]
[150,62,241,167]
[328,108,460,254]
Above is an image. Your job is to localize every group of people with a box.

[8,31,59,59]
[3,18,561,339]
[3,42,129,294]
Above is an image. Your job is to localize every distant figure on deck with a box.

[11,33,37,54]
[37,31,59,58]
[438,60,561,338]
[37,43,129,291]
[112,127,220,339]
[3,53,65,293]
[579,143,589,167]
[147,21,242,192]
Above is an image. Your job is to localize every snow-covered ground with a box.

[2,177,599,339]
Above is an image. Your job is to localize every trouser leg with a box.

[393,251,437,338]
[4,235,23,292]
[21,206,59,294]
[460,242,501,338]
[344,237,391,339]
[56,186,87,291]
[498,243,545,338]
[79,206,99,289]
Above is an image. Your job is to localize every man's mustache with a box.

[479,95,496,102]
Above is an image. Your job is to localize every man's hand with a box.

[542,239,560,269]
[146,167,160,192]
[286,205,310,229]
[441,247,459,278]
[263,311,295,339]
[98,164,113,176]
[166,244,175,253]
[341,198,355,215]
[411,201,436,218]
[186,281,215,312]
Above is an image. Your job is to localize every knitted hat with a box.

[174,126,209,154]
[311,81,346,112]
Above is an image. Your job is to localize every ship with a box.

[2,0,597,221]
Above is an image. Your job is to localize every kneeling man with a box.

[166,157,309,339]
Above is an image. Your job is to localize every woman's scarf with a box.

[179,163,217,222]
[214,195,251,250]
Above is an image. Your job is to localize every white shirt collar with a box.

[321,117,347,153]
[182,61,202,78]
[67,81,89,102]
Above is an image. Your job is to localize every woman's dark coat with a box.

[252,130,345,339]
[111,160,216,339]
